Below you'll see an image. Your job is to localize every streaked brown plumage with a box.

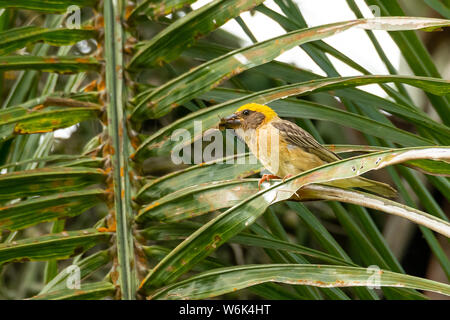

[219,103,397,197]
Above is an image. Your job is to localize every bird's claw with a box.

[258,174,280,190]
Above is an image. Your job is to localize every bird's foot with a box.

[282,174,293,182]
[97,219,116,233]
[258,174,280,190]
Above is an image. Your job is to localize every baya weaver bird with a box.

[219,103,396,197]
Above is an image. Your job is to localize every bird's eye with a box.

[243,109,250,116]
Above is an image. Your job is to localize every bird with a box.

[219,103,397,198]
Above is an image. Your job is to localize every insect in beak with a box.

[219,113,241,130]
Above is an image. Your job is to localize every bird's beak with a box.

[219,113,241,130]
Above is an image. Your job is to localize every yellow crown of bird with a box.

[236,103,278,122]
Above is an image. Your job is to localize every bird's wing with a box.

[271,119,340,163]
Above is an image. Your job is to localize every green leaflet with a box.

[0,229,112,264]
[143,240,345,299]
[40,250,111,294]
[135,153,261,203]
[0,0,97,13]
[0,189,106,231]
[424,0,450,19]
[0,105,101,140]
[136,180,258,224]
[295,184,450,238]
[129,0,198,20]
[405,159,450,176]
[128,0,265,68]
[0,26,98,55]
[140,223,354,267]
[143,245,225,271]
[135,148,450,209]
[57,157,105,168]
[29,282,115,300]
[0,56,101,73]
[0,155,104,170]
[0,94,102,141]
[136,177,450,238]
[365,1,450,125]
[0,167,106,200]
[149,264,450,299]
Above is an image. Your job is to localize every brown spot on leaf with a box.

[31,104,45,111]
[44,57,58,63]
[125,5,134,20]
[84,79,98,92]
[166,265,174,272]
[97,79,106,91]
[14,124,53,135]
[75,58,92,64]
[144,202,160,211]
[94,16,104,29]
[211,234,222,249]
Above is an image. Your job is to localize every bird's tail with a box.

[325,176,397,198]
